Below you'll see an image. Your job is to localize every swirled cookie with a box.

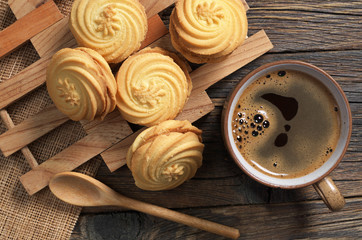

[46,47,117,121]
[127,120,204,191]
[69,0,148,63]
[116,47,192,127]
[170,0,248,63]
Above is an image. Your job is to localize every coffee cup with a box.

[222,60,352,211]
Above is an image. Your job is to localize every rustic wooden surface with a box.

[71,1,362,239]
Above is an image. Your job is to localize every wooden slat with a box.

[0,105,68,157]
[31,16,77,57]
[8,0,46,19]
[0,0,63,58]
[0,54,52,109]
[19,111,132,195]
[102,91,215,172]
[140,15,168,49]
[0,110,38,169]
[143,0,176,18]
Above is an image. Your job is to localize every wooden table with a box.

[71,1,362,239]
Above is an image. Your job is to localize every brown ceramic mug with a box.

[222,60,352,211]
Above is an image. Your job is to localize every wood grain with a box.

[0,110,38,168]
[19,111,132,195]
[31,16,77,57]
[0,53,52,109]
[247,1,362,53]
[74,197,362,239]
[8,0,47,19]
[0,104,68,157]
[0,0,63,58]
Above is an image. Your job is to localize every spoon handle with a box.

[114,194,240,239]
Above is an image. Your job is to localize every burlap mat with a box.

[0,0,102,239]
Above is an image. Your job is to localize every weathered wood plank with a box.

[0,104,68,157]
[0,0,63,58]
[74,197,362,239]
[86,161,361,212]
[8,0,47,19]
[246,1,362,53]
[249,0,362,15]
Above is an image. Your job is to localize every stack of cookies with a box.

[46,47,116,121]
[69,0,148,63]
[170,0,248,63]
[116,47,192,127]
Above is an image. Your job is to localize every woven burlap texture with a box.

[0,0,102,239]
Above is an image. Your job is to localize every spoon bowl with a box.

[49,172,112,206]
[49,172,240,239]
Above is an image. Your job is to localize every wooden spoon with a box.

[49,172,240,239]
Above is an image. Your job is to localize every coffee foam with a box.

[231,70,340,178]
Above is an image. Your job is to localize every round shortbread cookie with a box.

[127,120,204,191]
[116,47,192,127]
[69,0,148,63]
[46,47,116,121]
[170,0,248,63]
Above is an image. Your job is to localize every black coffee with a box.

[231,70,340,178]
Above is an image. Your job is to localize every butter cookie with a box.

[127,120,204,191]
[69,0,148,63]
[170,0,248,63]
[116,47,192,127]
[46,47,117,121]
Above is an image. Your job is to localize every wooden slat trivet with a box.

[19,29,273,194]
[0,0,63,58]
[0,0,64,169]
[0,0,271,196]
[8,0,47,19]
[0,110,38,168]
[0,0,211,194]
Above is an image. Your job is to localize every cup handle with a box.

[313,176,345,211]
